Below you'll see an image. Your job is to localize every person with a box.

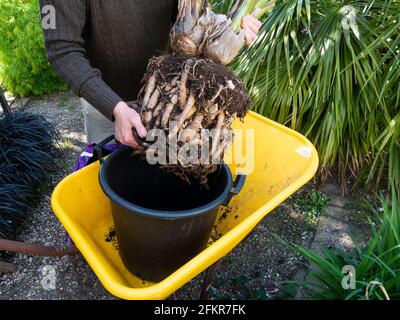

[40,0,261,148]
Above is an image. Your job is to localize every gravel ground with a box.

[0,92,315,300]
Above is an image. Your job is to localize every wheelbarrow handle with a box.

[93,135,115,164]
[223,174,246,206]
[94,128,148,164]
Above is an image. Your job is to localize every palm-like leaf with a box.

[228,0,399,191]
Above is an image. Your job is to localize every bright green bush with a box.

[0,0,67,96]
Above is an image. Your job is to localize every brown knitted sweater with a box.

[40,0,177,120]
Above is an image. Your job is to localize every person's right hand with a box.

[113,101,147,149]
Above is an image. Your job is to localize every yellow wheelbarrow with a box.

[51,111,318,300]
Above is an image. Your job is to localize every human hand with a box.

[113,101,147,149]
[242,15,262,45]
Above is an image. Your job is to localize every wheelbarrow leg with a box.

[200,259,223,300]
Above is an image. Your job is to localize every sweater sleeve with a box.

[40,0,122,120]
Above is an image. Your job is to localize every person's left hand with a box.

[242,15,262,45]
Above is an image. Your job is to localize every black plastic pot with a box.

[96,136,245,282]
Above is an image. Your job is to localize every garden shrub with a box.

[0,0,67,97]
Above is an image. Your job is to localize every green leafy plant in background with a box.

[211,0,400,301]
[0,0,67,96]
[212,0,399,192]
[287,181,400,300]
[292,190,330,224]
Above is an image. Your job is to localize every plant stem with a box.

[191,0,208,20]
[178,0,207,21]
[255,0,270,8]
[254,0,275,19]
[231,0,259,31]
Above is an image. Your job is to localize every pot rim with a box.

[98,147,233,219]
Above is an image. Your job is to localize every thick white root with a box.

[143,75,157,106]
[162,103,175,128]
[169,94,196,140]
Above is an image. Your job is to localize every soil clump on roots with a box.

[136,54,251,184]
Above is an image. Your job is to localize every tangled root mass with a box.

[136,54,251,184]
[140,55,250,119]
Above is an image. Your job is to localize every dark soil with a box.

[142,54,251,119]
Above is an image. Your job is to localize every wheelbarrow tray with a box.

[51,111,318,300]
